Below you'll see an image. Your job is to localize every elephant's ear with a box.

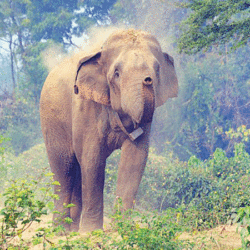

[75,51,110,106]
[155,52,178,107]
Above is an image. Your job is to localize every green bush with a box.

[137,150,212,212]
[235,206,250,249]
[0,173,191,249]
[0,135,10,191]
[0,98,42,155]
[103,139,250,232]
[2,143,49,188]
[107,198,190,250]
[3,126,250,238]
[182,142,250,230]
[0,173,55,249]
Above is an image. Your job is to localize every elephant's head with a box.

[75,29,178,136]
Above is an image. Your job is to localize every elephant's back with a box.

[40,54,80,142]
[40,50,95,145]
[40,62,72,121]
[40,50,91,112]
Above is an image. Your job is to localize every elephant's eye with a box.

[114,69,119,78]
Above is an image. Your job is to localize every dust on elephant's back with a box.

[40,28,178,232]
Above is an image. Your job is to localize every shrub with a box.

[1,143,49,192]
[0,98,42,155]
[0,173,54,249]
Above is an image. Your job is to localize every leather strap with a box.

[114,112,144,141]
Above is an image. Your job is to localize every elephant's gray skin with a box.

[40,29,178,232]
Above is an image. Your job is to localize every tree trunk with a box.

[9,35,16,99]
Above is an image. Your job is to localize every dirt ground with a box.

[179,224,243,249]
[6,215,244,249]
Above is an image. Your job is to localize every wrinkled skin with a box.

[40,29,178,232]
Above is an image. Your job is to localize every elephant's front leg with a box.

[81,161,106,232]
[76,143,107,232]
[116,124,151,210]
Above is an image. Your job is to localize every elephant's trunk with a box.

[140,79,155,124]
[121,77,155,126]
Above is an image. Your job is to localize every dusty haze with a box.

[42,0,180,71]
[41,0,181,154]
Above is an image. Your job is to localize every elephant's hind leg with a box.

[43,131,82,231]
[51,152,82,232]
[48,148,77,231]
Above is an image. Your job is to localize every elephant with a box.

[40,29,178,232]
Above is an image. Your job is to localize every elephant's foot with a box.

[70,221,80,232]
[79,217,103,233]
[79,224,103,233]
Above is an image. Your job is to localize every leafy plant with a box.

[0,172,55,249]
[178,0,250,54]
[235,206,250,249]
[0,99,42,155]
[0,135,10,191]
[109,198,189,249]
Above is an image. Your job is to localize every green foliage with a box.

[0,0,116,47]
[184,140,250,230]
[0,99,42,154]
[0,135,10,191]
[28,0,117,43]
[109,198,189,249]
[21,40,62,102]
[2,131,250,248]
[0,143,49,193]
[0,0,117,103]
[0,173,55,249]
[235,206,250,249]
[0,134,8,156]
[137,150,212,211]
[104,150,119,211]
[226,125,250,143]
[35,200,190,249]
[0,55,13,93]
[79,0,118,23]
[157,44,250,160]
[178,0,250,54]
[106,136,250,233]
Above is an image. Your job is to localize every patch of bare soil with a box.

[9,215,113,249]
[6,215,244,249]
[179,225,243,249]
[9,214,53,249]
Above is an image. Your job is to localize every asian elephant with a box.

[40,29,178,232]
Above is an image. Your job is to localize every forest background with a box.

[0,0,250,248]
[0,0,249,160]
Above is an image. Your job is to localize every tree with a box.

[0,0,117,154]
[0,0,117,101]
[0,54,12,97]
[178,0,250,54]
